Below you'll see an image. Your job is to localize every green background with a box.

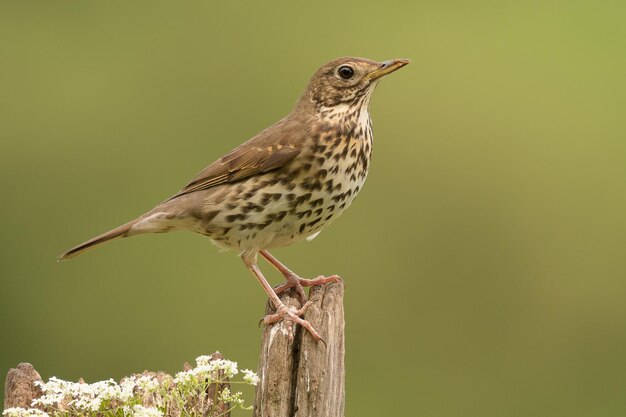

[2,1,625,416]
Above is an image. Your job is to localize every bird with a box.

[59,56,409,342]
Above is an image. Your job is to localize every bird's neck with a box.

[318,100,371,136]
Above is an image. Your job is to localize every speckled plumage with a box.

[60,56,409,341]
[191,100,373,253]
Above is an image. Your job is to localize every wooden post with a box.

[4,363,43,410]
[253,280,345,417]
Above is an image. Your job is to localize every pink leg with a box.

[242,253,324,343]
[259,250,341,302]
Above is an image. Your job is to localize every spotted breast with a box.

[201,102,373,253]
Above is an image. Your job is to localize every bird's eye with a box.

[338,66,354,79]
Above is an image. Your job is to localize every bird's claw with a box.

[273,274,341,303]
[262,301,324,343]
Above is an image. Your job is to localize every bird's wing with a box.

[168,116,304,200]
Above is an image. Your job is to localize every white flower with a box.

[194,356,239,378]
[32,377,72,407]
[242,369,260,386]
[173,366,206,385]
[132,405,163,417]
[209,359,239,378]
[33,376,127,412]
[22,353,253,415]
[218,387,245,405]
[195,355,214,367]
[119,378,136,402]
[120,374,160,397]
[3,408,49,417]
[174,357,239,384]
[135,375,160,392]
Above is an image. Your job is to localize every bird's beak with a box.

[365,58,410,81]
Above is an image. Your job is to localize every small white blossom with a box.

[120,374,160,397]
[194,356,239,378]
[118,379,136,402]
[3,408,49,417]
[135,375,160,392]
[195,355,215,367]
[210,359,239,378]
[173,366,207,385]
[242,369,260,386]
[33,376,125,412]
[21,353,253,415]
[218,387,244,405]
[174,357,239,385]
[132,405,163,417]
[32,377,71,407]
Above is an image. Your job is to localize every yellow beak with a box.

[365,58,411,81]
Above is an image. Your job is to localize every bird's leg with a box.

[260,250,341,302]
[242,253,323,342]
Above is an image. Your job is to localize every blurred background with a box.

[1,1,625,416]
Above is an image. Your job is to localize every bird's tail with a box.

[58,219,138,261]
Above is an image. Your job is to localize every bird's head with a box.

[298,57,410,112]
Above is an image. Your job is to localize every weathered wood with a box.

[253,280,345,417]
[4,363,43,409]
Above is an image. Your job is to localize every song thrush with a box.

[60,56,409,341]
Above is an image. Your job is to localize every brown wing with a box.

[168,116,304,200]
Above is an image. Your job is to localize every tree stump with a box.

[253,280,345,417]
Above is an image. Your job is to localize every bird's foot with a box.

[263,301,325,344]
[273,274,341,303]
